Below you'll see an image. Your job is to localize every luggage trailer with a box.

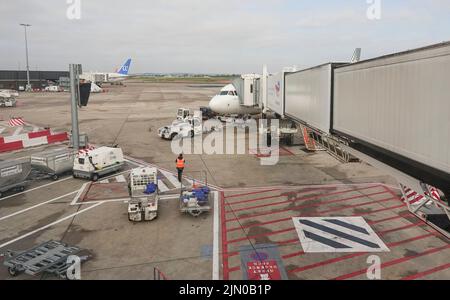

[0,158,31,198]
[1,240,91,279]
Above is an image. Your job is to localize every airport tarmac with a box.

[0,81,448,280]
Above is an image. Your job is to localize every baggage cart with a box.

[31,148,75,180]
[0,158,31,198]
[1,240,91,279]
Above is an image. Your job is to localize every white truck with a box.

[72,147,125,181]
[0,92,17,107]
[127,167,159,222]
[44,86,63,92]
[158,108,221,140]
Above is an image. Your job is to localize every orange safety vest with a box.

[176,158,185,169]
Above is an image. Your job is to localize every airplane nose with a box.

[209,96,220,112]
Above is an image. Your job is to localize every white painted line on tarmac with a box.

[70,182,90,206]
[160,169,181,188]
[116,175,126,183]
[0,202,103,250]
[0,191,78,222]
[76,198,131,206]
[158,180,169,193]
[0,176,72,202]
[100,179,109,184]
[159,194,179,200]
[212,191,219,280]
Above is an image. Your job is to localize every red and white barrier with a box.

[401,185,443,206]
[0,130,69,153]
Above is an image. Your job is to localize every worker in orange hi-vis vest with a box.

[175,154,186,182]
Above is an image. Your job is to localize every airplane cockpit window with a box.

[219,91,229,95]
[228,91,235,96]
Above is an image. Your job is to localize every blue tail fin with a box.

[117,58,132,75]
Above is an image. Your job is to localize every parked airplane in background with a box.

[208,83,261,116]
[81,58,132,84]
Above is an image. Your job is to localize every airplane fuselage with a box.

[208,84,261,116]
[209,95,261,115]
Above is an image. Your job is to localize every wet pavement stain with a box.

[400,270,419,278]
[62,224,96,245]
[0,194,28,208]
[0,210,69,249]
[404,249,420,257]
[241,220,261,227]
[246,226,274,244]
[353,207,373,214]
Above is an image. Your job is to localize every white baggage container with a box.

[0,158,31,197]
[31,148,75,180]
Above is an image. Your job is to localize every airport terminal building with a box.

[0,70,69,90]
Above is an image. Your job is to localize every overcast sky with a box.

[1,0,449,74]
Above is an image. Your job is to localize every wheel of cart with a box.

[179,170,212,217]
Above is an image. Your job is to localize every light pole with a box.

[20,23,31,91]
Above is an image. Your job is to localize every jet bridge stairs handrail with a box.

[299,124,358,163]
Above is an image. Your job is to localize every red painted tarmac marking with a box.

[333,244,450,280]
[226,207,415,272]
[225,191,394,223]
[227,228,296,244]
[226,185,379,208]
[226,198,405,233]
[225,189,281,200]
[228,266,240,273]
[401,263,450,280]
[223,185,408,277]
[220,191,230,280]
[229,221,429,274]
[288,232,437,275]
[225,186,337,208]
[226,207,410,250]
[227,186,386,214]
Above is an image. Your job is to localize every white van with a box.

[73,147,125,181]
